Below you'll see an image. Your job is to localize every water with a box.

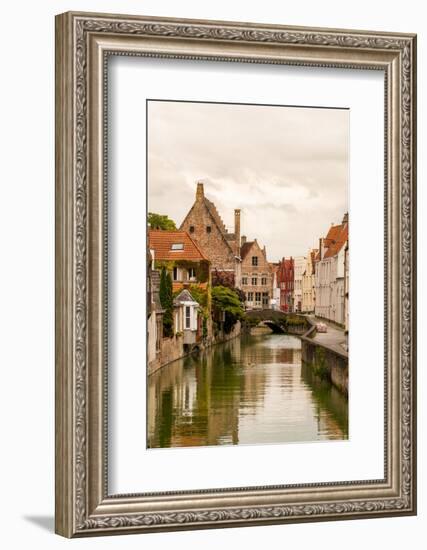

[147,334,348,449]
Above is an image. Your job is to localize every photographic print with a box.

[147,100,349,449]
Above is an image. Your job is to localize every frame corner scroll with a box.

[55,11,417,538]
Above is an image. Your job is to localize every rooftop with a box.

[148,230,209,261]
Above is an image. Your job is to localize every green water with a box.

[147,334,348,449]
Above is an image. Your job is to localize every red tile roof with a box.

[323,223,348,259]
[149,230,209,261]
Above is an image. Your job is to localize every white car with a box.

[316,322,328,333]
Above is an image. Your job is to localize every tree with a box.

[148,212,176,231]
[211,285,245,334]
[159,267,174,337]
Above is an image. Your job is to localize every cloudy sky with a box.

[147,100,348,262]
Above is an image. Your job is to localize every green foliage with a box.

[154,260,209,284]
[159,267,173,337]
[148,212,177,231]
[212,285,245,334]
[211,286,244,318]
[202,317,208,339]
[286,314,308,327]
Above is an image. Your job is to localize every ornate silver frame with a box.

[55,11,417,537]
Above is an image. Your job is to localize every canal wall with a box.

[148,333,185,376]
[148,321,242,376]
[300,322,348,396]
[213,320,241,345]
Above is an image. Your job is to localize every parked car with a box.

[316,322,328,333]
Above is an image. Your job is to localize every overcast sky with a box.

[147,100,348,262]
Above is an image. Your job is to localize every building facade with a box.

[180,182,242,288]
[149,228,211,292]
[270,262,280,310]
[293,256,306,312]
[240,237,272,310]
[344,241,349,335]
[301,249,318,313]
[314,214,348,325]
[148,229,212,364]
[147,250,164,373]
[277,257,294,312]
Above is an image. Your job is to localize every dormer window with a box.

[171,243,184,250]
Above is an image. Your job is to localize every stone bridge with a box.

[245,309,308,335]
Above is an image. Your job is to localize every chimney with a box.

[196,181,204,202]
[241,235,247,246]
[319,238,323,260]
[342,212,349,224]
[234,209,241,256]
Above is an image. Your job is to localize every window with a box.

[189,225,195,233]
[171,243,184,250]
[188,267,196,280]
[173,266,179,281]
[251,277,257,286]
[261,277,267,285]
[255,292,261,303]
[206,225,211,233]
[247,292,254,302]
[242,277,248,285]
[185,306,191,329]
[252,256,258,266]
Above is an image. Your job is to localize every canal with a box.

[147,333,348,449]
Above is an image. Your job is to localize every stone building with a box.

[314,214,348,325]
[301,249,318,313]
[293,256,306,312]
[344,241,349,335]
[180,182,242,288]
[240,237,272,309]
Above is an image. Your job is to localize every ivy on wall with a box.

[159,267,173,337]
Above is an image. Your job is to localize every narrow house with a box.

[277,257,295,312]
[240,237,272,310]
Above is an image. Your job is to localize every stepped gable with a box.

[203,197,228,236]
[240,241,254,260]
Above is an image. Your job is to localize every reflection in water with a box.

[147,334,348,449]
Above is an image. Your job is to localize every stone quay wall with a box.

[300,322,348,396]
[148,321,241,376]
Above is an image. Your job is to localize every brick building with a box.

[277,257,295,312]
[240,237,272,309]
[180,182,242,288]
